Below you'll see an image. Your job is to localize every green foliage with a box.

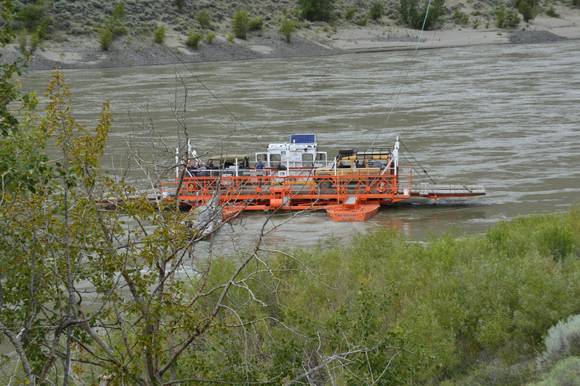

[154,25,166,44]
[369,0,384,20]
[516,0,538,22]
[15,0,52,34]
[249,16,264,31]
[345,7,357,21]
[533,356,580,386]
[112,3,125,20]
[186,31,202,49]
[453,9,470,25]
[355,15,368,26]
[206,31,215,44]
[496,5,521,28]
[197,9,212,29]
[538,315,580,369]
[232,10,249,39]
[546,5,559,17]
[100,27,113,51]
[399,0,445,30]
[299,0,335,21]
[175,0,185,11]
[227,32,235,44]
[18,30,27,54]
[279,17,297,43]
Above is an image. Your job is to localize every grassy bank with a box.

[185,209,580,384]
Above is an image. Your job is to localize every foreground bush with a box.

[174,210,580,384]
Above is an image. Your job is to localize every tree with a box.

[399,0,445,30]
[299,0,335,21]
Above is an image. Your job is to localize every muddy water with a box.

[23,41,580,254]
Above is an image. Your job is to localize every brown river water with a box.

[23,41,580,255]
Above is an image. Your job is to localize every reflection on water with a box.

[23,41,580,255]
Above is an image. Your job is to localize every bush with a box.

[154,25,166,44]
[30,31,40,53]
[279,18,297,43]
[197,10,211,29]
[369,1,384,20]
[185,31,202,49]
[112,3,125,20]
[453,9,470,25]
[15,1,52,32]
[546,6,559,17]
[495,6,520,28]
[206,31,215,44]
[534,356,580,386]
[18,31,27,54]
[175,0,185,11]
[100,28,113,51]
[345,7,357,21]
[232,10,249,39]
[226,32,235,44]
[355,15,369,26]
[516,0,537,22]
[299,0,335,21]
[399,0,445,30]
[538,315,580,369]
[249,16,264,31]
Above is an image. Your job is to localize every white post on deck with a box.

[393,136,400,176]
[235,157,239,177]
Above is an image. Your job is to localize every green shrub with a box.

[206,31,215,44]
[29,30,40,53]
[473,18,481,29]
[154,25,166,44]
[232,10,249,39]
[112,3,125,20]
[15,1,52,32]
[226,32,235,44]
[546,6,559,17]
[186,31,202,49]
[399,0,445,30]
[299,0,335,21]
[355,15,368,26]
[516,0,537,22]
[279,18,297,43]
[249,16,264,31]
[495,6,520,28]
[453,9,470,25]
[369,1,384,20]
[100,28,114,51]
[18,31,27,54]
[197,10,212,29]
[538,315,580,369]
[345,7,357,21]
[534,356,580,386]
[175,0,185,11]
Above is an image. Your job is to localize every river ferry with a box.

[162,134,485,222]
